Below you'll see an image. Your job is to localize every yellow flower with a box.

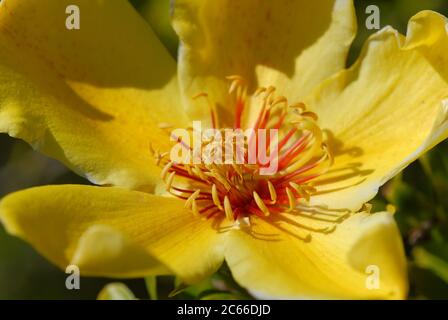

[0,0,447,299]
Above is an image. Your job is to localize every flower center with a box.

[152,76,349,240]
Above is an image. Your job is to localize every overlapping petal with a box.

[0,185,227,282]
[226,212,407,299]
[172,0,356,125]
[305,11,448,211]
[0,0,188,190]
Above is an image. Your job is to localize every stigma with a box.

[152,76,349,241]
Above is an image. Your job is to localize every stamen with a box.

[285,187,296,212]
[192,166,208,181]
[185,189,201,209]
[224,196,234,221]
[166,172,176,191]
[191,199,200,217]
[156,75,339,241]
[254,87,266,97]
[289,182,310,202]
[271,96,287,107]
[161,161,174,180]
[193,92,218,128]
[212,184,223,210]
[158,122,172,129]
[253,191,270,216]
[267,181,277,204]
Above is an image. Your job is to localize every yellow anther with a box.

[254,87,266,97]
[191,199,200,217]
[289,102,306,112]
[192,92,209,100]
[161,161,174,180]
[323,144,334,166]
[271,96,287,107]
[166,172,176,191]
[253,191,270,216]
[303,185,317,193]
[185,190,201,209]
[267,181,277,204]
[289,182,310,202]
[224,196,234,221]
[266,86,276,95]
[156,152,169,166]
[212,184,223,210]
[301,111,318,121]
[209,170,231,190]
[228,79,241,94]
[226,75,243,81]
[158,122,172,129]
[192,166,208,181]
[324,225,337,234]
[231,163,244,177]
[185,164,193,176]
[286,187,296,212]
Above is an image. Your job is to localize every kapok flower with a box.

[0,0,447,299]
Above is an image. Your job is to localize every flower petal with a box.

[225,212,407,299]
[0,0,188,190]
[306,11,448,211]
[172,0,356,125]
[0,185,226,281]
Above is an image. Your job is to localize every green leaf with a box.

[97,283,137,300]
[410,265,448,299]
[413,246,448,284]
[144,276,158,300]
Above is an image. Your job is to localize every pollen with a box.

[152,76,350,241]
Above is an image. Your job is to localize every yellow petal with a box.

[0,185,226,282]
[306,11,448,211]
[172,0,356,125]
[0,0,188,190]
[226,212,407,299]
[70,225,168,278]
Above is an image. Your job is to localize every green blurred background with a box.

[0,0,448,299]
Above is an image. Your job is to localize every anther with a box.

[161,161,174,180]
[267,181,277,204]
[212,184,223,210]
[192,166,208,181]
[253,191,270,216]
[192,92,209,100]
[226,75,243,81]
[254,87,266,97]
[228,79,241,94]
[166,172,176,191]
[185,189,201,209]
[271,96,287,107]
[286,187,296,212]
[191,199,200,217]
[289,182,310,202]
[290,102,306,112]
[158,122,172,129]
[224,196,234,221]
